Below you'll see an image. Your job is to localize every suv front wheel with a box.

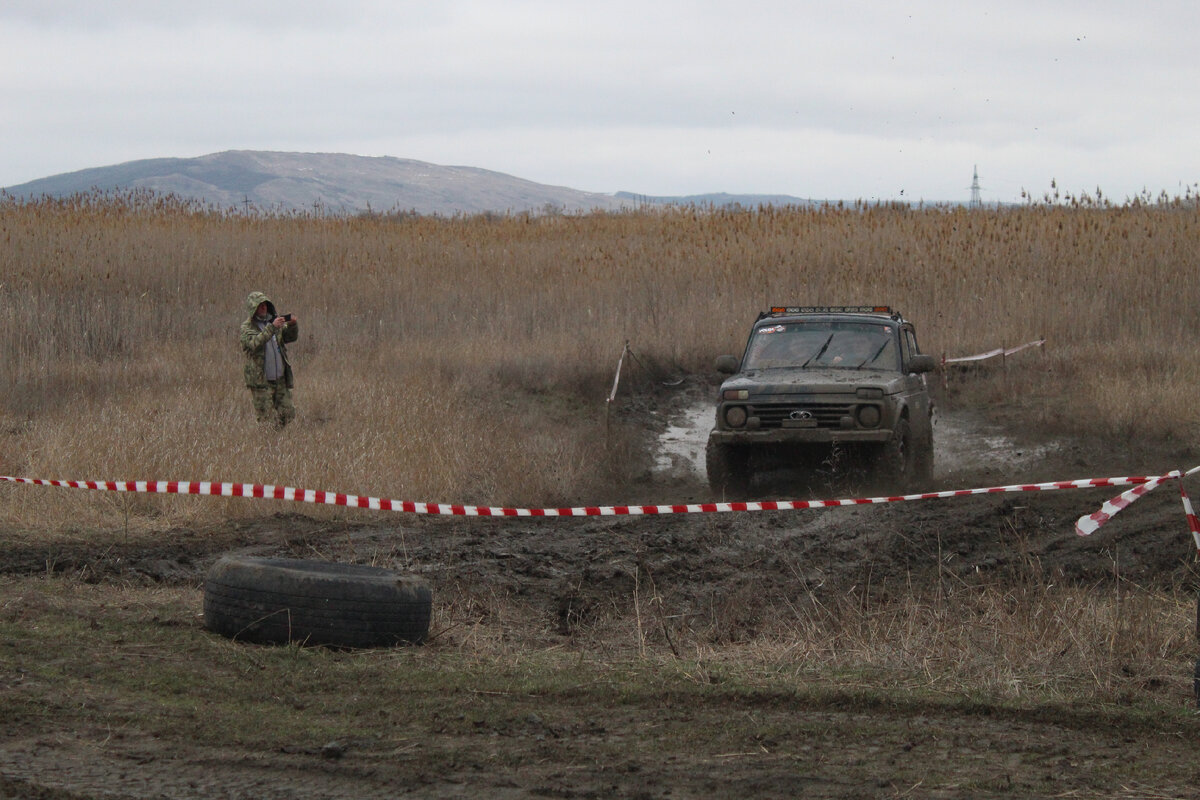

[879,417,916,492]
[706,438,751,499]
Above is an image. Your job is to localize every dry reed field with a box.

[3,192,1200,797]
[2,191,1198,529]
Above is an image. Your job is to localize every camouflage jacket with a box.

[239,291,299,389]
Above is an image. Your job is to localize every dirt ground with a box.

[4,380,1200,799]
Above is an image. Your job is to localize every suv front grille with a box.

[752,402,854,429]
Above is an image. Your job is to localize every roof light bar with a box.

[769,306,893,315]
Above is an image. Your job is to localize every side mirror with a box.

[908,354,936,374]
[715,355,740,374]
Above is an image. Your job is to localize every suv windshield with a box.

[742,321,899,371]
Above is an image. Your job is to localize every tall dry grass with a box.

[1,191,1199,530]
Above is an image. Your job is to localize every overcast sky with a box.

[3,1,1197,204]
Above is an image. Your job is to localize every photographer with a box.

[239,291,299,428]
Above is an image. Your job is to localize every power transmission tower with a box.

[969,165,983,208]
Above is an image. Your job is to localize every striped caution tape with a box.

[1073,465,1200,544]
[1,471,1193,526]
[1178,475,1200,551]
[1073,471,1177,536]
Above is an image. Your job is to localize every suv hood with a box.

[722,367,907,396]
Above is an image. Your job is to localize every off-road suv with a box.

[706,306,935,496]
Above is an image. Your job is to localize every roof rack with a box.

[756,306,901,321]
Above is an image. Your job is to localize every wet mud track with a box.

[3,396,1198,636]
[4,383,1197,599]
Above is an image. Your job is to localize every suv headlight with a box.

[724,406,748,428]
[856,404,881,428]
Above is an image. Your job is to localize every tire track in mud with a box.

[636,392,1196,595]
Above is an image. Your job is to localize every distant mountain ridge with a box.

[1,150,818,216]
[1,151,639,216]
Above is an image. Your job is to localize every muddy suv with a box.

[706,306,935,496]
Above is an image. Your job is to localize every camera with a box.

[279,313,294,322]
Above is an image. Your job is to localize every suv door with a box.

[900,324,933,440]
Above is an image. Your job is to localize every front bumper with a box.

[708,428,894,445]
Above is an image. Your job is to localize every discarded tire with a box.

[203,555,432,648]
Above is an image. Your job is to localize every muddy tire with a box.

[203,556,432,648]
[913,425,934,486]
[706,438,751,498]
[879,417,915,491]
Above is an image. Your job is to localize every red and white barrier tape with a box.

[1178,474,1200,551]
[1073,471,1177,536]
[1073,465,1200,541]
[3,471,1196,538]
[944,338,1046,364]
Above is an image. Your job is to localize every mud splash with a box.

[652,401,1062,486]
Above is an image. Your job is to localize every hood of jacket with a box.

[245,291,276,319]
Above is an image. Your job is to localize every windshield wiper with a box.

[855,340,890,368]
[801,334,834,368]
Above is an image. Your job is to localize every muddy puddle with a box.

[651,403,713,479]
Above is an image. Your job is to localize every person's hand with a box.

[272,316,286,328]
